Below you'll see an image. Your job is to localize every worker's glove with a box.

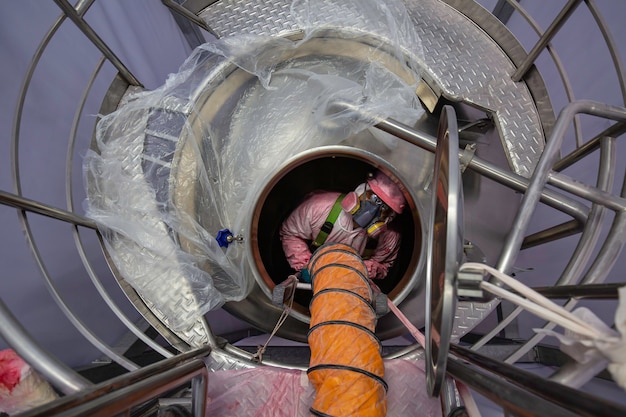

[297,268,311,283]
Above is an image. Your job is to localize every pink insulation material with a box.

[0,349,58,415]
[204,358,441,416]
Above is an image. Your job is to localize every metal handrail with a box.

[64,56,174,360]
[4,0,167,374]
[511,0,583,82]
[468,116,623,355]
[161,0,219,38]
[447,358,580,417]
[495,0,626,262]
[504,190,626,366]
[448,344,626,417]
[0,300,92,395]
[497,137,615,362]
[449,10,626,369]
[52,0,141,86]
[18,346,211,417]
[0,190,97,229]
[530,282,624,299]
[504,0,584,147]
[496,100,626,275]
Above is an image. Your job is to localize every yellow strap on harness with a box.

[312,194,345,248]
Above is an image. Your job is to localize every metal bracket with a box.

[459,143,477,173]
[457,269,486,301]
[459,241,488,300]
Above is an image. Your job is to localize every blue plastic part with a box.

[216,228,233,248]
[299,268,311,283]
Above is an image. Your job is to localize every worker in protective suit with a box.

[279,170,406,280]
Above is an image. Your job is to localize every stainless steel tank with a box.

[88,0,550,361]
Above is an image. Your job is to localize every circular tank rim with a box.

[245,145,428,324]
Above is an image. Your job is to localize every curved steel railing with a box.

[3,0,171,386]
[18,346,211,417]
[462,1,626,371]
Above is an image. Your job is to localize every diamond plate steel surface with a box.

[206,349,259,371]
[451,299,499,339]
[200,0,544,179]
[405,0,544,179]
[202,0,297,37]
[198,0,544,343]
[142,297,211,349]
[94,105,213,351]
[203,357,440,416]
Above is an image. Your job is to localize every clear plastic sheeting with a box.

[203,359,441,417]
[84,0,424,330]
[537,287,626,391]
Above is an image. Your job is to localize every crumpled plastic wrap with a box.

[84,0,424,330]
[536,286,626,391]
[204,359,441,417]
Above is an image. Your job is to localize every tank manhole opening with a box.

[250,151,421,319]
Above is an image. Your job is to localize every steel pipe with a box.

[450,344,626,417]
[496,100,626,276]
[530,283,622,299]
[0,300,92,395]
[0,189,97,229]
[548,171,626,212]
[446,357,579,417]
[23,360,208,417]
[511,0,583,82]
[161,0,219,38]
[53,0,142,86]
[553,121,626,172]
[373,117,590,224]
[18,346,211,416]
[521,219,581,249]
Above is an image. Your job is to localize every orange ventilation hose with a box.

[307,243,387,417]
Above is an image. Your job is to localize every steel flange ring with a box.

[425,105,464,396]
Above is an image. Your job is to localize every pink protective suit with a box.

[279,190,401,279]
[0,349,58,414]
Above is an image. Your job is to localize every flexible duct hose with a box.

[307,243,387,417]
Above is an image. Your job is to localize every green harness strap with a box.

[312,194,346,248]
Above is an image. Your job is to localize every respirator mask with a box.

[341,184,394,237]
